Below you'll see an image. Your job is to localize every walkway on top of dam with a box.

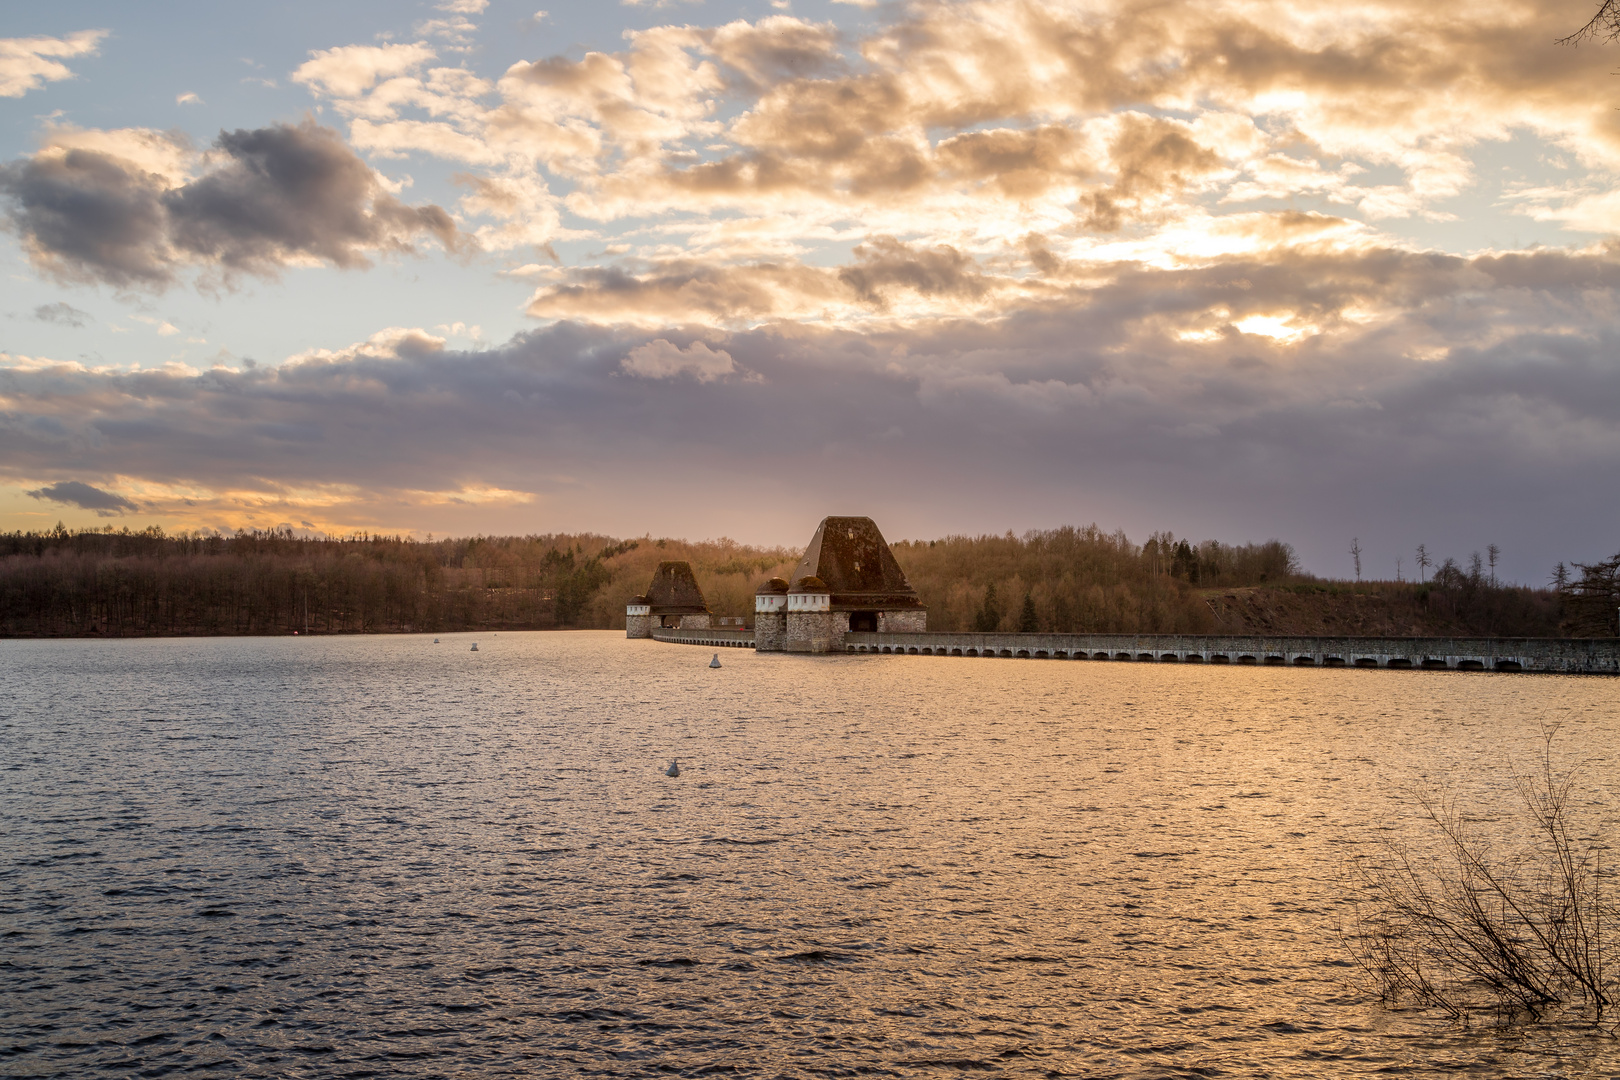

[652,627,755,649]
[645,626,1620,674]
[841,632,1620,674]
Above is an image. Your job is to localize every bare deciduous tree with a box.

[1558,0,1620,44]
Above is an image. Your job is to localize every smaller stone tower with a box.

[638,561,711,632]
[753,577,788,651]
[784,575,833,653]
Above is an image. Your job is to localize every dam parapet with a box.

[652,627,755,649]
[840,631,1620,673]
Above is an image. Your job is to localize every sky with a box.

[2,0,1619,582]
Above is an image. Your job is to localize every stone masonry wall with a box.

[786,610,834,653]
[839,631,1620,673]
[626,614,652,639]
[755,611,786,652]
[878,610,927,633]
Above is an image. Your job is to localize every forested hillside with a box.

[0,526,796,637]
[900,528,1567,638]
[0,522,1604,638]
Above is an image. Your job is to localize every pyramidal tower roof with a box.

[644,561,709,614]
[787,516,922,610]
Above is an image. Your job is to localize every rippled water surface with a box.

[4,632,1620,1078]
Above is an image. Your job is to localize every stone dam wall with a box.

[841,632,1620,673]
[651,627,756,649]
[642,627,1620,673]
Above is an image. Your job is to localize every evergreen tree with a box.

[974,582,1002,632]
[1019,592,1039,632]
[1052,593,1072,633]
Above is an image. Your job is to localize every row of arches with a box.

[653,634,753,648]
[842,643,1525,670]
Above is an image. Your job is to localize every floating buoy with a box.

[666,759,680,777]
[433,638,440,644]
[709,653,721,668]
[470,643,479,651]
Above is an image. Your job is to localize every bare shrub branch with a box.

[1342,730,1615,1024]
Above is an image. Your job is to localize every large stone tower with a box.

[758,516,926,652]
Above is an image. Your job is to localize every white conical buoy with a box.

[470,642,479,651]
[709,652,721,668]
[666,759,680,777]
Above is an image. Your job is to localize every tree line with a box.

[0,525,629,636]
[0,522,1609,638]
[892,528,1301,634]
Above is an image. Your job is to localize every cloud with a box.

[0,30,105,98]
[525,259,848,324]
[293,42,437,98]
[705,16,843,89]
[3,242,1619,571]
[176,91,202,105]
[0,120,459,288]
[25,480,138,516]
[416,17,480,48]
[1080,114,1225,231]
[277,0,1620,270]
[622,338,737,381]
[10,0,1620,571]
[33,302,92,327]
[838,236,991,308]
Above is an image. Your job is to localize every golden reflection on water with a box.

[3,632,1618,1077]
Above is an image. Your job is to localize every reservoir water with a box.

[3,631,1619,1078]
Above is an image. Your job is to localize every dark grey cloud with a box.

[0,121,458,288]
[4,242,1619,578]
[32,301,92,326]
[1,146,172,286]
[838,236,989,307]
[25,479,138,515]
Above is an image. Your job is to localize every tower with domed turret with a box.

[758,516,926,653]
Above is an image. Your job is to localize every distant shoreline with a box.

[0,627,604,640]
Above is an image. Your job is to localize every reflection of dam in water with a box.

[630,515,1620,674]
